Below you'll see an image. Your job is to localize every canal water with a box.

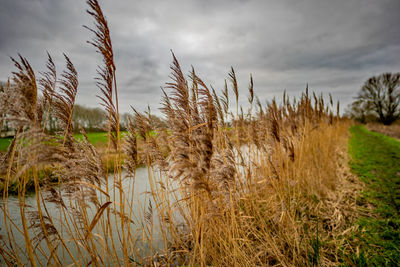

[0,167,181,265]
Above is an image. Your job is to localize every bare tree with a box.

[72,104,106,131]
[356,73,400,125]
[345,99,375,123]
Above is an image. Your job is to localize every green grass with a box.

[0,130,161,153]
[0,137,12,152]
[74,131,112,146]
[347,125,400,266]
[0,131,130,151]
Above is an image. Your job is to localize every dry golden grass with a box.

[366,122,400,140]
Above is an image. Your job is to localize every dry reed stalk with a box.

[228,67,241,149]
[6,56,62,266]
[85,0,119,157]
[53,54,78,140]
[85,0,130,264]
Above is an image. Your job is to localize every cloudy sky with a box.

[0,0,399,115]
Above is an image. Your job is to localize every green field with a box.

[0,137,12,152]
[347,125,400,265]
[0,132,130,152]
[74,131,111,146]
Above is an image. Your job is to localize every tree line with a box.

[3,71,399,137]
[1,80,165,136]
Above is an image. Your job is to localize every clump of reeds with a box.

[151,55,359,265]
[0,0,134,265]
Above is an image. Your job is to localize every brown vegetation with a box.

[366,122,400,140]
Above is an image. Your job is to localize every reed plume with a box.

[220,80,229,122]
[37,53,57,126]
[211,86,225,125]
[39,53,57,106]
[9,55,38,126]
[229,67,239,108]
[52,54,78,139]
[162,53,218,194]
[85,0,119,148]
[247,73,254,117]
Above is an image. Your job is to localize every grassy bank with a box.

[348,125,400,265]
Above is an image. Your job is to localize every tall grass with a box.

[0,0,360,266]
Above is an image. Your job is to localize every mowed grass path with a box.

[348,125,400,266]
[0,131,128,152]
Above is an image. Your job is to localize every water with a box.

[0,167,181,265]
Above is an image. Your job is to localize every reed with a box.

[0,0,361,266]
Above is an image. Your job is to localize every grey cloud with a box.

[0,0,399,116]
